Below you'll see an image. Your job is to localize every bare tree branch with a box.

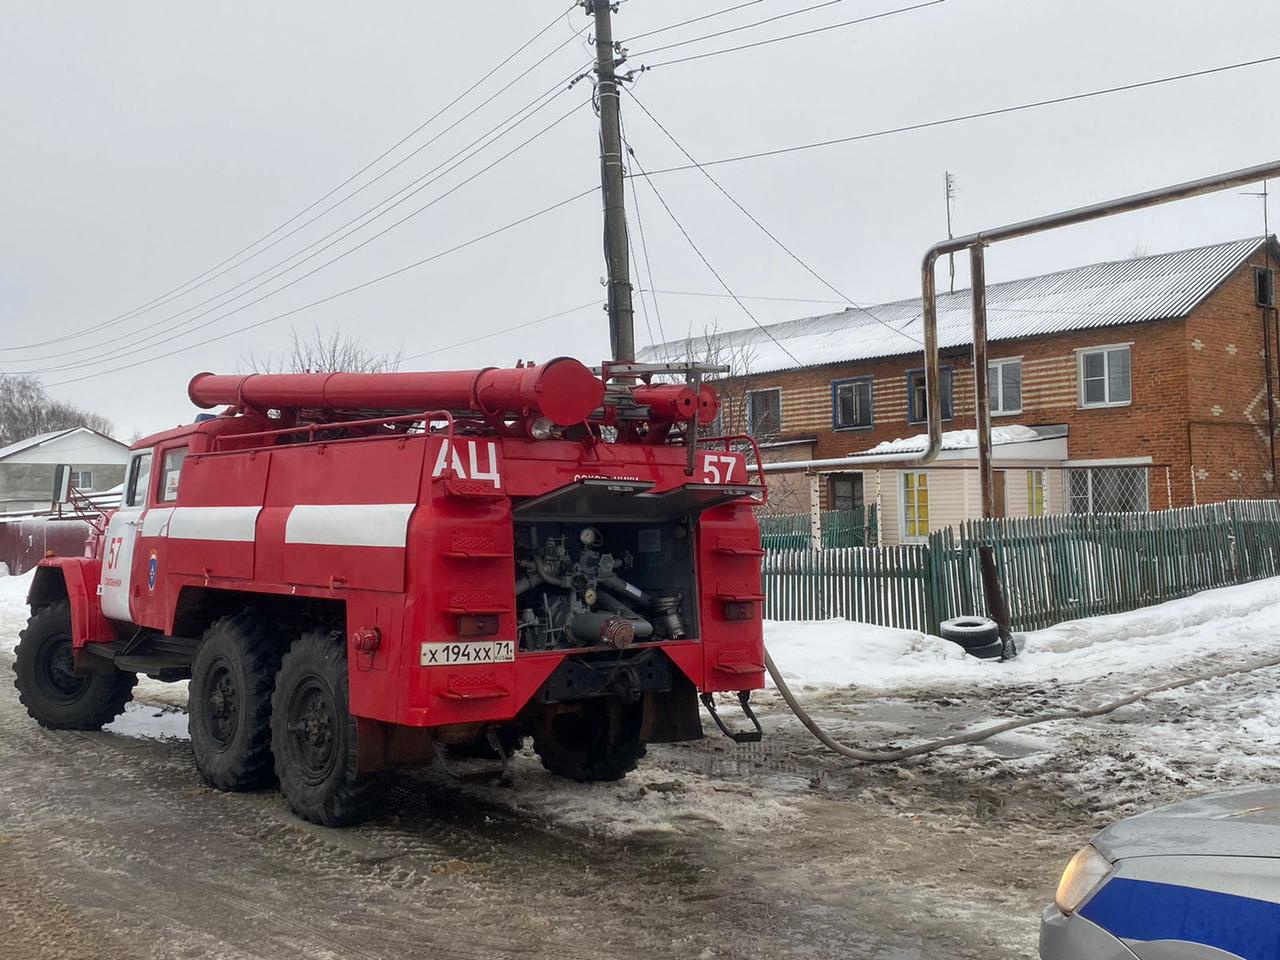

[241,324,403,374]
[0,375,114,447]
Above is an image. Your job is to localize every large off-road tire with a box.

[533,697,646,783]
[189,612,282,792]
[271,629,371,827]
[13,600,136,730]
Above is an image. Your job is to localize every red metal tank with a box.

[631,384,698,420]
[188,358,604,426]
[697,384,720,426]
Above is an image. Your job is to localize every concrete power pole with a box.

[588,0,635,361]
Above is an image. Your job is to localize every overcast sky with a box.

[2,0,1277,438]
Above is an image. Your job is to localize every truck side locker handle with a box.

[700,691,763,744]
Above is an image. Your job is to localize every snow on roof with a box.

[852,424,1064,456]
[0,426,126,463]
[639,237,1268,375]
[0,428,78,462]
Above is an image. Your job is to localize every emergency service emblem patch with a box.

[147,550,158,591]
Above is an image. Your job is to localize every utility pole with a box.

[588,0,635,361]
[1243,180,1278,494]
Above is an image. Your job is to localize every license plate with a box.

[420,640,514,667]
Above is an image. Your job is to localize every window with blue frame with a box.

[906,367,953,423]
[832,376,873,430]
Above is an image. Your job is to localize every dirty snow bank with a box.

[0,569,34,652]
[451,753,798,839]
[766,574,1280,691]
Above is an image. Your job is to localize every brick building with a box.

[641,238,1280,542]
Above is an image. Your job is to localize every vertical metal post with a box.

[809,473,822,549]
[589,0,635,362]
[970,245,996,519]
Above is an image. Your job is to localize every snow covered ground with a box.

[5,566,1280,956]
[766,574,1280,691]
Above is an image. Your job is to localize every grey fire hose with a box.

[764,648,1280,764]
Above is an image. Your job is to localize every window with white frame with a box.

[901,471,930,539]
[68,469,93,491]
[1078,345,1132,407]
[989,359,1022,415]
[1067,467,1148,514]
[1027,469,1046,517]
[832,376,873,429]
[830,473,863,511]
[125,451,153,508]
[747,388,781,437]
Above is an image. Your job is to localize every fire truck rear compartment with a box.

[513,518,698,654]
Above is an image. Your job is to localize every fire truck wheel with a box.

[533,697,646,783]
[14,600,136,731]
[189,613,283,792]
[271,629,371,827]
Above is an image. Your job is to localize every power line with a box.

[619,112,666,345]
[628,237,657,347]
[5,3,581,354]
[623,136,803,367]
[400,299,603,361]
[622,0,768,44]
[640,0,948,69]
[27,104,592,379]
[44,187,601,388]
[640,288,846,305]
[632,54,1280,176]
[7,79,587,369]
[634,0,847,57]
[625,89,920,347]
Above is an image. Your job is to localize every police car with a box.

[1041,786,1280,959]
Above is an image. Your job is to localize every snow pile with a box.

[0,568,34,653]
[766,618,969,689]
[857,424,1042,457]
[766,575,1280,692]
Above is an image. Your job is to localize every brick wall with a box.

[1184,251,1280,502]
[717,251,1280,509]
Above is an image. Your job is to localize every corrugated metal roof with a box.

[638,237,1267,375]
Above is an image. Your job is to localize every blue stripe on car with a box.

[1079,877,1280,959]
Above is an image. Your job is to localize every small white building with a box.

[0,427,129,513]
[846,425,1071,545]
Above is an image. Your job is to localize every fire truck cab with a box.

[15,359,766,825]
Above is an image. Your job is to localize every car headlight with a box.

[1054,844,1113,914]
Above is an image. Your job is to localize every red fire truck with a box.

[14,359,766,825]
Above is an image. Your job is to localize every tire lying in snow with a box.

[14,600,136,730]
[963,637,1006,660]
[939,616,1003,659]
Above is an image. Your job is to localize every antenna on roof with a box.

[944,171,958,294]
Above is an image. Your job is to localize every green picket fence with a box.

[758,506,878,551]
[761,544,932,628]
[763,499,1280,634]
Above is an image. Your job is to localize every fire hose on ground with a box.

[762,648,1280,764]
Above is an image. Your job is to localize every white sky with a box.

[2,0,1277,438]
